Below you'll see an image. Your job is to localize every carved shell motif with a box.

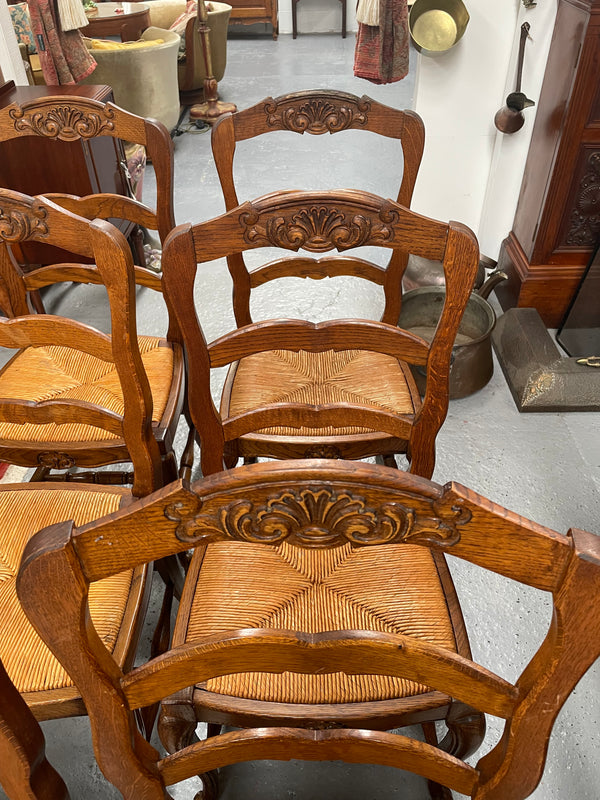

[0,199,48,243]
[264,97,370,134]
[165,485,469,548]
[241,204,398,252]
[9,104,115,141]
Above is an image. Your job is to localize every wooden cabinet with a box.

[0,82,132,265]
[496,0,600,327]
[228,0,278,38]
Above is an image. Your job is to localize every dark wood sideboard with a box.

[0,82,132,265]
[228,0,278,38]
[496,0,600,327]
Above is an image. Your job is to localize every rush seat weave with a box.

[183,541,456,704]
[223,349,417,437]
[0,336,174,443]
[0,487,130,694]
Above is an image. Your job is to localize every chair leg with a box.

[437,702,486,760]
[179,425,197,482]
[195,724,221,800]
[151,579,175,659]
[421,722,454,800]
[29,288,46,314]
[158,706,198,754]
[422,703,486,798]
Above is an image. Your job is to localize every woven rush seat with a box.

[180,540,456,704]
[0,336,174,443]
[223,349,418,438]
[0,485,136,697]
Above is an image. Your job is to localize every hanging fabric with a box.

[356,0,379,27]
[27,0,96,84]
[354,0,409,85]
[56,0,88,32]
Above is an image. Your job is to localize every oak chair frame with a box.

[211,90,425,328]
[0,657,69,800]
[161,188,479,478]
[0,194,172,795]
[0,190,166,496]
[0,182,184,488]
[17,459,600,800]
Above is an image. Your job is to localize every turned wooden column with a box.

[496,0,600,327]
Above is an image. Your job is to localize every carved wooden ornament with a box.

[0,198,48,242]
[165,484,470,548]
[240,204,398,252]
[9,102,115,141]
[264,96,371,134]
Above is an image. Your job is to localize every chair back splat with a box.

[17,459,600,800]
[211,90,425,328]
[161,188,479,478]
[0,95,175,244]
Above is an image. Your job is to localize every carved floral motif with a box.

[164,485,469,548]
[264,97,370,134]
[0,200,48,243]
[240,204,398,252]
[566,151,600,246]
[9,104,115,142]
[37,451,75,469]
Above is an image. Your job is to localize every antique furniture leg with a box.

[0,660,69,800]
[189,0,237,124]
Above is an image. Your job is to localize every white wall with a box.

[411,0,558,259]
[0,0,28,84]
[478,0,559,259]
[278,0,358,36]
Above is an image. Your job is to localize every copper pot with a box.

[403,253,494,292]
[398,270,508,399]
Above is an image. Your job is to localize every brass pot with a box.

[409,0,470,56]
[398,270,507,399]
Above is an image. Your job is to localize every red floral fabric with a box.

[354,0,409,85]
[27,0,96,85]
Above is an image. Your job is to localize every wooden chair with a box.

[0,187,184,488]
[0,658,69,800]
[211,89,424,294]
[0,94,176,250]
[161,189,479,478]
[16,459,600,800]
[0,193,173,795]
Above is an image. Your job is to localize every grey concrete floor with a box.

[3,29,600,800]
